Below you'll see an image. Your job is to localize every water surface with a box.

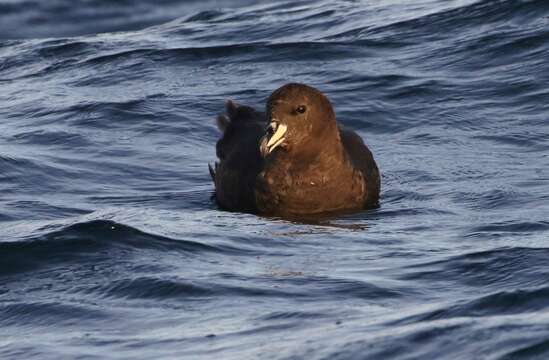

[1,0,549,358]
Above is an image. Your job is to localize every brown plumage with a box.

[210,83,380,217]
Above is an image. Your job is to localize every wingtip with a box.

[216,99,239,132]
[216,114,229,132]
[226,99,238,119]
[208,163,216,182]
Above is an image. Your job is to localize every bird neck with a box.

[273,132,345,173]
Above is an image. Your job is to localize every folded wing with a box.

[211,101,266,212]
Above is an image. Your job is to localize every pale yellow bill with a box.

[266,122,287,153]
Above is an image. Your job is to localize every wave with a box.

[1,40,387,82]
[1,0,549,358]
[72,272,405,302]
[329,0,549,41]
[401,247,549,290]
[11,130,93,147]
[0,301,107,327]
[0,0,232,39]
[500,339,549,360]
[0,220,244,277]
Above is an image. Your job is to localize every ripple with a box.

[12,130,93,148]
[453,189,526,210]
[470,221,549,236]
[473,132,549,151]
[257,310,330,321]
[90,277,215,299]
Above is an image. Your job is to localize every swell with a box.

[74,274,405,302]
[0,40,388,82]
[399,286,549,324]
[0,154,79,193]
[0,1,547,358]
[500,339,549,360]
[0,0,202,39]
[0,220,241,277]
[329,0,549,41]
[453,189,548,211]
[2,0,547,83]
[401,247,549,290]
[11,129,94,147]
[0,301,107,327]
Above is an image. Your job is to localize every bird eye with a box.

[296,105,306,114]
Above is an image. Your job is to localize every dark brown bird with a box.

[210,83,380,218]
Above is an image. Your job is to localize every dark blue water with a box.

[1,0,549,358]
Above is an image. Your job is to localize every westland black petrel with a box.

[210,83,380,217]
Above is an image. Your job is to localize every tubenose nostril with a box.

[266,122,277,135]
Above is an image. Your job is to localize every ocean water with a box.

[1,0,549,358]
